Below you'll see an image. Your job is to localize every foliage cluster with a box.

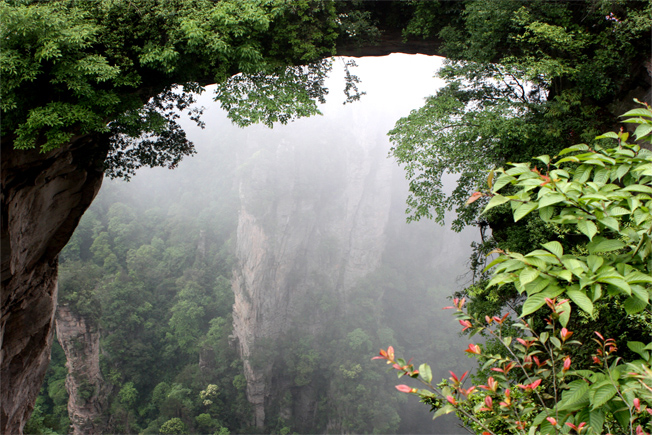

[376,106,652,434]
[390,0,651,230]
[0,0,357,179]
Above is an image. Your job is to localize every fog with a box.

[62,54,479,434]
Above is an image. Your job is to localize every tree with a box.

[0,0,349,176]
[375,104,652,435]
[390,0,651,230]
[159,417,187,435]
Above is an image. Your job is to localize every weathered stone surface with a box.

[55,306,108,435]
[1,136,107,434]
[231,109,396,428]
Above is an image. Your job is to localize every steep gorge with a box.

[231,113,396,427]
[226,67,478,430]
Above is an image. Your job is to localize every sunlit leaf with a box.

[432,404,455,420]
[587,238,625,254]
[558,300,571,327]
[514,202,538,222]
[519,268,540,286]
[542,241,563,258]
[566,289,593,315]
[419,363,432,383]
[538,193,565,208]
[597,216,619,232]
[594,132,618,140]
[492,174,516,192]
[634,123,652,139]
[535,155,550,165]
[590,384,617,409]
[558,144,590,155]
[484,194,510,212]
[577,219,597,240]
[627,341,650,360]
[621,108,652,118]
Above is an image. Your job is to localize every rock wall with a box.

[0,135,107,434]
[231,110,397,428]
[55,306,107,435]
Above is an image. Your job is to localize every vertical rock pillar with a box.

[1,135,107,434]
[55,306,107,435]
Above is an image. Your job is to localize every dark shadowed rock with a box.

[1,136,107,434]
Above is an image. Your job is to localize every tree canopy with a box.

[390,0,651,230]
[0,0,354,177]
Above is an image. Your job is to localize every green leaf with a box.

[623,295,647,314]
[566,289,593,315]
[590,384,617,409]
[634,163,652,176]
[587,238,625,254]
[594,167,610,184]
[521,287,564,317]
[628,276,652,289]
[587,256,604,273]
[573,164,592,183]
[539,206,554,221]
[557,269,573,282]
[542,241,563,258]
[621,108,652,118]
[630,284,649,303]
[627,341,650,360]
[519,268,540,286]
[558,144,590,155]
[577,219,598,241]
[556,156,580,164]
[419,364,432,383]
[536,155,550,165]
[558,380,590,411]
[595,132,618,140]
[597,216,619,232]
[520,294,548,317]
[514,202,538,222]
[623,184,652,194]
[493,174,516,192]
[538,193,565,208]
[587,409,605,435]
[600,277,631,295]
[484,194,510,212]
[558,299,571,327]
[634,123,652,139]
[614,164,630,180]
[432,403,455,420]
[484,256,508,271]
[608,206,631,217]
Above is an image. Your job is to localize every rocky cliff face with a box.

[231,109,398,427]
[1,136,107,434]
[55,306,108,435]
